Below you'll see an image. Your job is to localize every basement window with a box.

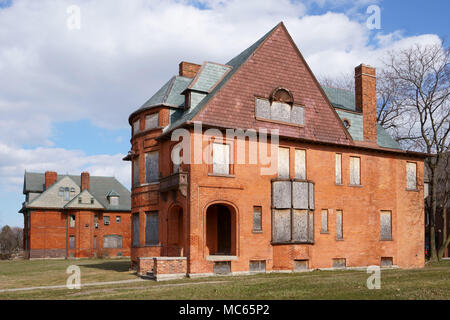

[381,257,393,267]
[333,258,346,269]
[249,260,266,273]
[213,261,231,274]
[294,260,309,271]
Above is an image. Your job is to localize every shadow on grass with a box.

[83,260,130,272]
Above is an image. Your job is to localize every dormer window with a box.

[107,190,120,206]
[255,87,304,126]
[110,196,119,206]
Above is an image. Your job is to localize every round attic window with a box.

[270,87,294,105]
[343,119,351,129]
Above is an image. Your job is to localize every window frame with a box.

[336,209,343,240]
[252,206,263,233]
[335,153,343,185]
[211,141,233,176]
[321,209,329,234]
[349,156,361,186]
[406,161,418,191]
[380,210,393,241]
[145,211,159,246]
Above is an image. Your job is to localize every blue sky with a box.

[0,0,447,227]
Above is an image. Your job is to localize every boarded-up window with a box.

[294,260,309,271]
[272,209,291,242]
[249,260,266,273]
[380,211,392,240]
[292,209,309,242]
[145,151,159,183]
[132,214,139,247]
[213,261,231,274]
[321,209,328,233]
[272,180,314,243]
[69,215,75,228]
[93,236,97,249]
[333,258,346,268]
[350,157,360,185]
[69,236,75,249]
[336,154,342,184]
[406,162,417,190]
[253,206,262,232]
[336,210,343,240]
[381,257,393,267]
[255,98,304,125]
[133,157,139,187]
[271,101,291,123]
[212,143,230,175]
[295,149,306,180]
[145,113,159,130]
[103,235,123,248]
[172,143,182,173]
[133,119,140,135]
[278,147,290,178]
[104,216,110,225]
[145,211,159,245]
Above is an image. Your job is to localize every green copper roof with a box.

[140,75,191,110]
[335,109,363,141]
[189,62,231,93]
[322,86,356,111]
[333,109,401,149]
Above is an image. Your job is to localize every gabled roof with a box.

[161,23,280,134]
[22,172,131,211]
[64,189,105,210]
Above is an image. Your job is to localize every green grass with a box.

[0,259,449,300]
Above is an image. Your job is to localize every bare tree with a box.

[383,42,450,261]
[436,153,449,259]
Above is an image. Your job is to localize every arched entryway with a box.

[167,205,184,256]
[206,203,237,256]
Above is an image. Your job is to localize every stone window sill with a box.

[336,238,344,241]
[380,239,393,241]
[320,231,329,234]
[335,183,344,186]
[348,184,363,188]
[252,230,263,234]
[406,188,419,192]
[208,173,235,178]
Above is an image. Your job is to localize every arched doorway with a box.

[167,205,184,256]
[206,203,236,256]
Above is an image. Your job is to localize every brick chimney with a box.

[81,172,90,191]
[355,64,377,143]
[44,171,57,189]
[179,61,201,78]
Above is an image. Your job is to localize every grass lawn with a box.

[0,258,449,299]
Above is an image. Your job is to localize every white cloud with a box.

[0,142,130,193]
[0,0,443,209]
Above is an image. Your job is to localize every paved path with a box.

[0,279,146,293]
